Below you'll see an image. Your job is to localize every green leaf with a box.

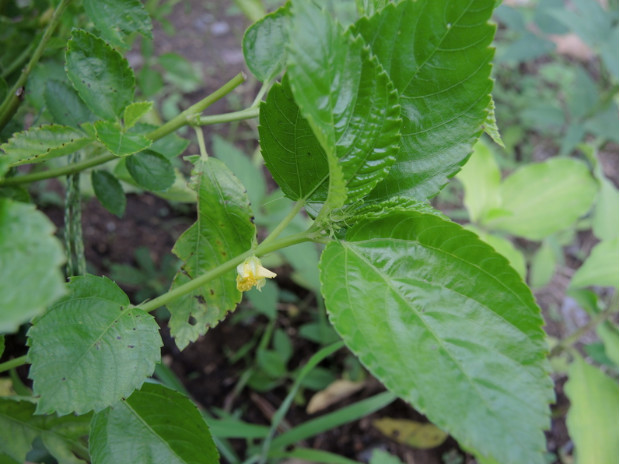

[84,0,152,50]
[212,135,266,211]
[0,397,91,463]
[259,78,329,202]
[483,97,504,148]
[126,150,174,191]
[27,275,162,415]
[465,225,526,278]
[456,140,501,223]
[44,80,96,128]
[0,125,92,167]
[90,383,218,464]
[354,0,495,200]
[123,101,153,129]
[320,211,552,464]
[592,178,619,241]
[287,0,401,205]
[529,240,557,289]
[570,239,619,289]
[168,158,256,350]
[66,29,135,120]
[485,158,598,240]
[94,120,152,156]
[598,322,619,366]
[0,199,65,333]
[91,170,126,217]
[565,356,619,464]
[158,53,202,93]
[243,2,290,82]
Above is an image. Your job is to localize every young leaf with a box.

[91,170,126,217]
[592,178,619,241]
[126,150,175,191]
[94,120,152,157]
[320,211,553,464]
[168,158,256,350]
[565,356,619,464]
[570,239,619,289]
[90,383,218,464]
[66,29,135,120]
[456,140,501,224]
[484,158,598,240]
[0,397,91,464]
[0,125,92,167]
[483,97,505,148]
[123,101,153,129]
[44,80,96,128]
[243,2,290,82]
[354,0,496,200]
[83,0,152,50]
[0,199,66,333]
[287,0,401,204]
[27,275,162,415]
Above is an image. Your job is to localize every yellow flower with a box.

[236,256,276,292]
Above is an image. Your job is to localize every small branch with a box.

[0,355,28,374]
[0,0,72,130]
[550,305,618,357]
[0,73,248,187]
[147,72,247,141]
[197,107,259,126]
[260,200,306,247]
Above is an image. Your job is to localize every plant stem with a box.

[197,107,259,126]
[260,200,306,247]
[148,72,246,141]
[138,231,312,312]
[0,0,72,131]
[0,73,247,187]
[0,355,27,374]
[550,305,618,357]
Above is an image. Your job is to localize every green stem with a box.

[194,125,208,160]
[148,72,246,140]
[0,0,72,131]
[139,231,312,312]
[1,40,36,79]
[550,305,618,357]
[0,73,247,187]
[197,107,259,126]
[260,200,306,247]
[0,355,27,374]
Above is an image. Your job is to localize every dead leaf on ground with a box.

[306,379,366,414]
[373,417,448,449]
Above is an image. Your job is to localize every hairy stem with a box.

[0,355,27,374]
[0,0,72,130]
[0,73,247,187]
[64,152,86,276]
[197,107,259,126]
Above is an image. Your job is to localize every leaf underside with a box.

[320,211,553,464]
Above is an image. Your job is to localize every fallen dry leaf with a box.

[306,379,365,414]
[373,417,448,449]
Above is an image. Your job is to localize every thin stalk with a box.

[197,107,259,126]
[0,73,247,187]
[138,231,312,313]
[260,200,306,247]
[1,41,36,79]
[257,341,345,464]
[251,80,270,108]
[550,305,618,357]
[147,72,246,140]
[0,0,72,130]
[194,125,208,160]
[0,355,27,374]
